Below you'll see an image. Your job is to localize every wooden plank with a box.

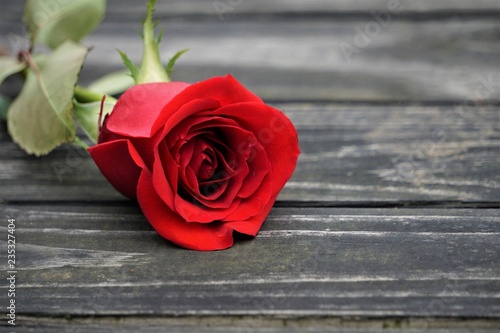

[1,0,499,22]
[10,317,500,333]
[63,19,500,103]
[1,9,499,102]
[0,1,498,331]
[1,104,499,203]
[282,104,500,203]
[110,0,500,17]
[1,204,499,318]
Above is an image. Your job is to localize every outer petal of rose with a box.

[98,115,126,143]
[88,139,145,199]
[159,98,221,143]
[152,140,177,211]
[137,168,235,251]
[224,194,278,237]
[105,82,190,138]
[236,140,270,198]
[98,123,160,172]
[152,75,263,135]
[211,102,300,196]
[222,172,272,222]
[174,192,241,223]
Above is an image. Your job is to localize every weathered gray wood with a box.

[1,204,499,318]
[0,1,499,330]
[111,0,500,17]
[1,104,498,203]
[1,2,499,102]
[8,316,500,333]
[63,19,500,103]
[1,0,499,21]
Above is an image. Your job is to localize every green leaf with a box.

[117,50,139,83]
[73,98,115,143]
[166,49,189,77]
[0,94,12,120]
[0,56,27,85]
[23,0,106,49]
[7,41,88,156]
[87,70,135,96]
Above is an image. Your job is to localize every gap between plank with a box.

[11,314,500,330]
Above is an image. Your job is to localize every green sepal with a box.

[73,97,116,143]
[166,49,189,77]
[87,70,134,96]
[117,50,140,83]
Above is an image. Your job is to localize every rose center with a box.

[198,156,215,181]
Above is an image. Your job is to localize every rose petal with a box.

[152,99,226,211]
[178,139,196,175]
[98,115,125,143]
[181,118,262,203]
[174,192,241,223]
[182,116,270,199]
[137,169,234,251]
[98,120,159,170]
[152,140,177,211]
[191,148,216,181]
[152,75,263,135]
[178,138,228,201]
[105,82,190,138]
[165,115,249,209]
[224,193,277,237]
[160,98,221,143]
[222,172,273,222]
[88,139,145,199]
[237,140,270,198]
[209,102,300,196]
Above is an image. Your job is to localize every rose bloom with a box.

[89,75,299,251]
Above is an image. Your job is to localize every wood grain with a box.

[1,0,499,21]
[1,204,499,319]
[0,0,499,330]
[1,2,499,102]
[10,317,500,333]
[1,104,498,203]
[71,19,500,103]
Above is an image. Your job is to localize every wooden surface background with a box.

[0,0,499,332]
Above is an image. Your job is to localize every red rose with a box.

[88,75,300,251]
